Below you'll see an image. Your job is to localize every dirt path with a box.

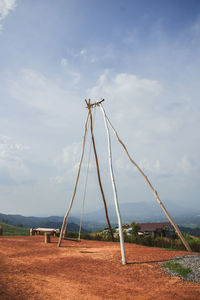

[0,236,199,299]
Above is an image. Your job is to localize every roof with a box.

[137,222,171,232]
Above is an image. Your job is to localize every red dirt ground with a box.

[0,236,199,300]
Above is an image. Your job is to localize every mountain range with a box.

[80,201,200,227]
[0,201,199,232]
[0,213,82,232]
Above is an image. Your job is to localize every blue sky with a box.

[0,0,200,217]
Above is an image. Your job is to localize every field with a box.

[0,236,200,300]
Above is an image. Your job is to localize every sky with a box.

[0,0,200,217]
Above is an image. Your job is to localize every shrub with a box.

[67,231,78,238]
[76,227,200,252]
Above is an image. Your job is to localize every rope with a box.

[58,112,89,247]
[78,107,96,240]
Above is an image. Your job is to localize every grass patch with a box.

[162,248,180,251]
[0,222,29,236]
[163,261,192,278]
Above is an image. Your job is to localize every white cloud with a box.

[0,0,16,30]
[10,68,82,127]
[61,142,81,166]
[49,143,83,188]
[90,57,98,63]
[138,159,161,174]
[80,49,87,56]
[0,0,16,19]
[52,141,96,186]
[177,156,194,175]
[86,70,200,190]
[67,69,81,85]
[90,71,162,98]
[88,72,162,116]
[53,142,82,179]
[115,157,161,176]
[87,70,198,146]
[60,58,68,66]
[115,158,131,173]
[60,57,81,84]
[72,48,87,58]
[0,135,30,183]
[87,71,165,137]
[49,176,65,184]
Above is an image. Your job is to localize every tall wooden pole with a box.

[100,104,126,264]
[105,112,192,252]
[57,113,89,247]
[86,100,114,242]
[78,109,95,241]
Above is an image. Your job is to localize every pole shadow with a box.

[127,258,170,265]
[127,256,189,265]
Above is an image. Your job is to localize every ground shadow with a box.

[127,259,170,265]
[127,256,188,265]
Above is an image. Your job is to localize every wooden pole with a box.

[57,113,89,247]
[86,99,114,242]
[104,109,192,252]
[44,232,51,243]
[78,109,95,241]
[100,104,126,264]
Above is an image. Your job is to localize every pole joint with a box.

[85,99,104,109]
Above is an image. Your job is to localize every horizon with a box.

[0,200,199,219]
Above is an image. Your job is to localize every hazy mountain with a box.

[81,201,199,225]
[1,201,199,233]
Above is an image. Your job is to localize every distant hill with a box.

[179,226,200,237]
[1,200,199,234]
[81,201,200,227]
[0,213,86,233]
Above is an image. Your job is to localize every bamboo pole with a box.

[104,109,192,252]
[86,100,114,242]
[57,112,89,247]
[100,104,126,264]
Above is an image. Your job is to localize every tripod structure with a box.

[58,99,191,265]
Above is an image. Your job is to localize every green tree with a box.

[131,222,140,237]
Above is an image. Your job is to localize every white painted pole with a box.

[100,104,126,265]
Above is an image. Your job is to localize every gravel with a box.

[161,255,200,283]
